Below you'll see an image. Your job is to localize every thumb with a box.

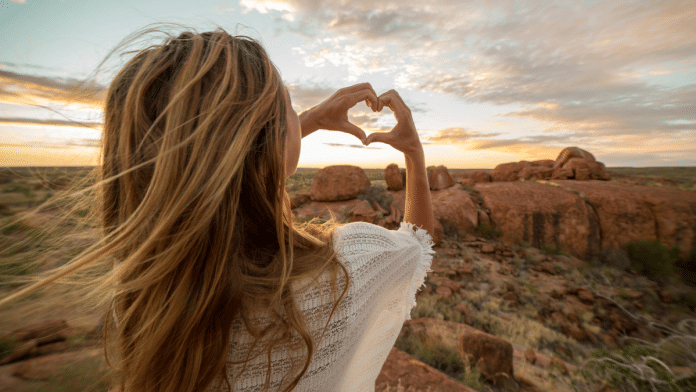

[365,131,393,146]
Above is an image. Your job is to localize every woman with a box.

[1,29,434,392]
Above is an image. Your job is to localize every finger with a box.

[365,131,394,146]
[340,82,377,97]
[378,90,409,112]
[365,98,383,112]
[338,121,367,143]
[345,89,380,112]
[378,93,410,121]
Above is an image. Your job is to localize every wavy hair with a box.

[0,28,348,392]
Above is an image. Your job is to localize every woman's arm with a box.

[364,90,434,238]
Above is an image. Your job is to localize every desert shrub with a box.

[410,293,467,324]
[541,245,565,255]
[460,365,484,390]
[674,251,696,286]
[395,334,463,379]
[476,223,501,240]
[525,283,539,295]
[626,240,680,282]
[357,184,393,211]
[682,291,696,309]
[376,380,419,392]
[581,345,696,392]
[579,317,696,392]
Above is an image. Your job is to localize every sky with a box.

[0,0,694,168]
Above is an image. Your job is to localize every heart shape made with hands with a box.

[314,85,414,152]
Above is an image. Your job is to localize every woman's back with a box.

[224,222,433,392]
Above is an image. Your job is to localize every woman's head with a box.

[102,30,295,234]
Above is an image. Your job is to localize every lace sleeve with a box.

[333,221,434,320]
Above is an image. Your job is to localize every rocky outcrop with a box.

[474,182,598,259]
[452,171,492,186]
[474,180,696,259]
[490,147,610,182]
[550,180,696,258]
[309,165,370,201]
[491,161,532,182]
[385,163,404,191]
[517,166,554,181]
[391,184,478,236]
[427,165,455,191]
[562,158,611,181]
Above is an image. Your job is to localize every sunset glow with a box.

[1,0,694,168]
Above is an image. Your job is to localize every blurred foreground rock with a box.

[376,347,476,392]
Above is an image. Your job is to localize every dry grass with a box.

[26,355,114,392]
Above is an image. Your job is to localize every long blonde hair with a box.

[1,29,348,392]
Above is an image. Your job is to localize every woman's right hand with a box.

[363,90,423,157]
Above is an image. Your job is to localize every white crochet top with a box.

[221,222,434,392]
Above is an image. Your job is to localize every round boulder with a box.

[309,165,371,201]
[427,165,455,190]
[554,147,596,169]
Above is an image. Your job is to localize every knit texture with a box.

[221,221,434,391]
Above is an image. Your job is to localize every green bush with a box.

[541,245,564,255]
[626,240,680,281]
[476,223,502,240]
[675,251,696,286]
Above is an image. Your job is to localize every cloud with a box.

[286,83,335,110]
[8,0,26,4]
[259,0,696,143]
[0,69,105,107]
[424,128,501,144]
[0,117,102,128]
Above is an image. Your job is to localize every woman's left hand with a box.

[299,83,382,142]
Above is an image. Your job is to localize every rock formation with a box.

[490,147,610,182]
[458,332,514,387]
[391,184,478,237]
[474,181,598,259]
[309,165,371,201]
[427,165,455,190]
[474,180,696,259]
[384,163,404,191]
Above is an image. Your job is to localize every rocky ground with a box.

[1,160,696,391]
[375,234,696,391]
[2,235,693,391]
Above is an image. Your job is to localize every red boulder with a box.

[309,165,370,201]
